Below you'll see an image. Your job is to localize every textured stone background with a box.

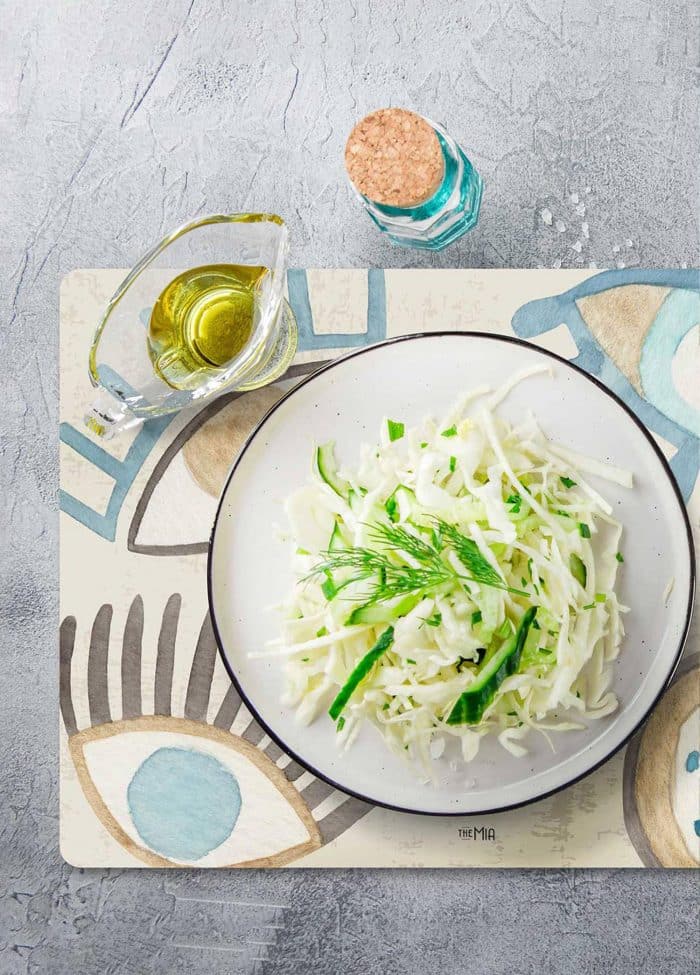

[2,0,699,972]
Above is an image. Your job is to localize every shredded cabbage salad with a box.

[257,366,631,774]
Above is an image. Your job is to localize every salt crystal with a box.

[541,207,553,226]
[612,244,620,253]
[585,186,591,194]
[616,260,626,269]
[555,219,566,233]
[625,239,633,248]
[570,192,579,204]
[581,221,589,238]
[575,202,586,216]
[572,240,582,253]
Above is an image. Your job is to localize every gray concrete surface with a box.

[2,0,698,972]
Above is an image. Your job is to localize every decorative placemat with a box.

[60,268,699,868]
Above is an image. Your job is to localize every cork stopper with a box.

[345,108,444,208]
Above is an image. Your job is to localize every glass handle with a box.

[84,390,143,440]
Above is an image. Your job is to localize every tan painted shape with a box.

[634,666,699,867]
[576,285,671,394]
[182,386,283,498]
[68,716,322,868]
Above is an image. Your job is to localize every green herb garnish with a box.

[441,425,457,438]
[435,520,527,595]
[309,519,527,616]
[578,523,591,538]
[321,576,337,600]
[471,610,482,626]
[560,476,577,489]
[387,419,404,442]
[616,551,624,563]
[316,626,328,638]
[506,493,522,514]
[449,456,457,473]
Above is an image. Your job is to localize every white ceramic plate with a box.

[208,333,695,815]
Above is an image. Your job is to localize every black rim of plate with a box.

[207,331,696,817]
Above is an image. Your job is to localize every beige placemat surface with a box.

[60,268,699,868]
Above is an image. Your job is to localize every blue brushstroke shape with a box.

[639,288,699,437]
[127,747,241,861]
[288,268,387,351]
[60,413,174,541]
[686,750,699,774]
[512,268,700,500]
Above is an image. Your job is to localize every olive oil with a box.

[147,263,268,389]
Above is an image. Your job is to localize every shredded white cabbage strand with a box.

[262,368,631,775]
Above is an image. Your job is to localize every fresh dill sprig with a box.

[307,518,527,605]
[434,519,527,595]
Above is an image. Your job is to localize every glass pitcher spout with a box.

[84,390,143,440]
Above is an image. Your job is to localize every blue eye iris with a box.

[127,747,241,860]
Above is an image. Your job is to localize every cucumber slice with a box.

[328,626,395,720]
[348,488,365,514]
[569,553,587,589]
[328,520,348,551]
[345,592,423,626]
[315,442,350,498]
[446,606,537,725]
[385,485,416,523]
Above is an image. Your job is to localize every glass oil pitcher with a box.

[85,213,296,438]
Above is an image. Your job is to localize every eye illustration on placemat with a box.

[512,268,700,500]
[623,652,699,868]
[60,597,370,867]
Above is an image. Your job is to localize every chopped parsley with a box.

[385,496,398,522]
[506,493,522,514]
[440,425,457,438]
[560,476,577,489]
[578,522,591,538]
[387,419,404,441]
